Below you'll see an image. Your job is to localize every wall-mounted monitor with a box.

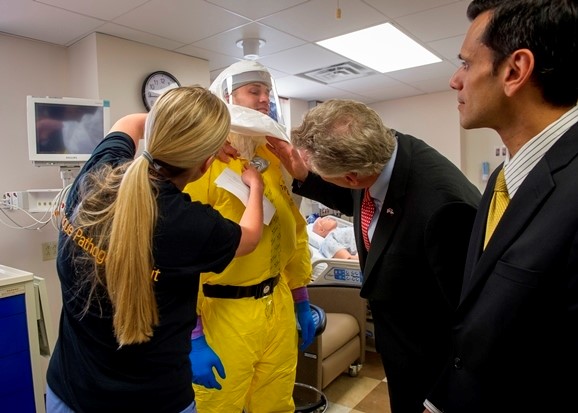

[27,96,111,168]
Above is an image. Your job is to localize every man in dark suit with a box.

[266,99,481,413]
[424,1,578,412]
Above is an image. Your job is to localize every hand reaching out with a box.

[265,136,309,182]
[216,141,240,163]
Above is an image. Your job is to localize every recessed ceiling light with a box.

[317,22,441,73]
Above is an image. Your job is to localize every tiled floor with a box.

[323,350,391,413]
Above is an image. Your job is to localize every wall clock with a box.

[141,71,180,111]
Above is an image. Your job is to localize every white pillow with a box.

[306,223,324,250]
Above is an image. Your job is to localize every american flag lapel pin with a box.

[386,208,394,215]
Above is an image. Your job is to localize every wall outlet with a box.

[1,192,11,209]
[42,241,58,261]
[494,145,507,157]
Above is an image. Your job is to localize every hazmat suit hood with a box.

[210,60,290,143]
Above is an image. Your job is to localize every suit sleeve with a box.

[292,173,355,216]
[424,202,478,309]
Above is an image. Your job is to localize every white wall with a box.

[93,33,210,121]
[0,34,69,333]
[369,91,502,192]
[369,91,462,168]
[461,127,503,192]
[286,98,309,132]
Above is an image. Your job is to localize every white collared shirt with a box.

[504,106,578,198]
[366,136,398,243]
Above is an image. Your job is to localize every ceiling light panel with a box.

[317,23,441,74]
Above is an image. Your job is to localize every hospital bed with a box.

[306,215,363,286]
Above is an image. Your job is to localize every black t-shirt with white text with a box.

[47,133,241,412]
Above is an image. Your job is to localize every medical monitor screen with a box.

[27,96,111,167]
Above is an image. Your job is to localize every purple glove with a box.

[296,300,316,351]
[189,335,226,390]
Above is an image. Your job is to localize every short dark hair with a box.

[473,0,578,107]
[466,0,503,20]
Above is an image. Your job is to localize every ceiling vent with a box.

[298,61,375,84]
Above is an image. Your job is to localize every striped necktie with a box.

[484,169,509,248]
[361,189,375,250]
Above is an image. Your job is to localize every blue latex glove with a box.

[189,335,226,390]
[296,300,316,351]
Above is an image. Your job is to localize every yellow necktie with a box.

[484,169,509,248]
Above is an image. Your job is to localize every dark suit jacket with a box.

[294,132,481,412]
[427,121,578,413]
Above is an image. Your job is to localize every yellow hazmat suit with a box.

[184,144,312,412]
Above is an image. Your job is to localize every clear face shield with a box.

[209,60,289,143]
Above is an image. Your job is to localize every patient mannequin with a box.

[312,216,358,260]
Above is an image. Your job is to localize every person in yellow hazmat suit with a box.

[183,60,315,413]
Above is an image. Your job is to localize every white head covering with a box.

[210,60,272,98]
[210,60,290,143]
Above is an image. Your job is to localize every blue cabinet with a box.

[0,266,45,413]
